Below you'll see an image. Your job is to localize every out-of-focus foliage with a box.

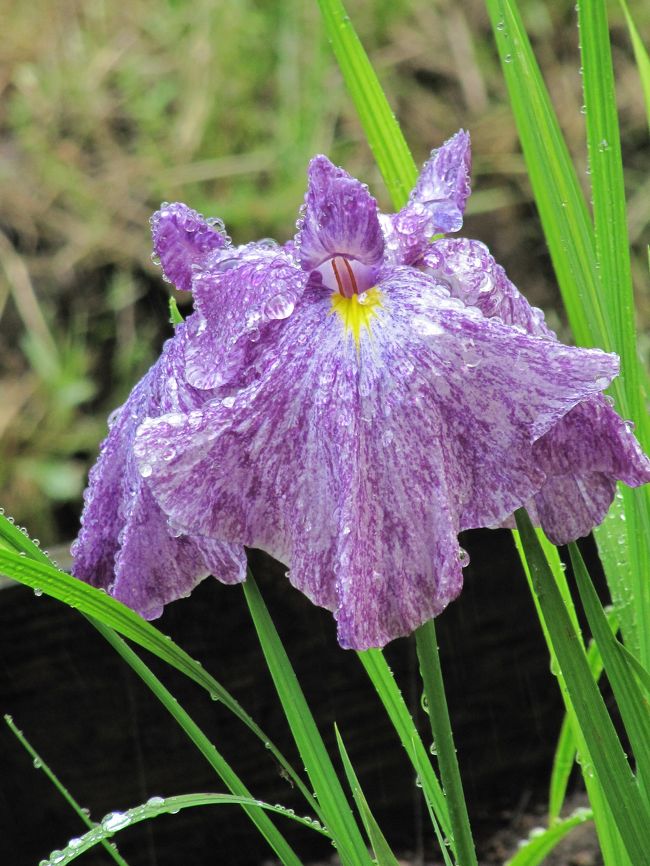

[0,0,648,544]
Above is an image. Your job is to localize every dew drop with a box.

[102,811,130,832]
[504,53,512,63]
[458,547,470,568]
[140,463,153,478]
[146,796,165,808]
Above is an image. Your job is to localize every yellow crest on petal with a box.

[330,288,383,345]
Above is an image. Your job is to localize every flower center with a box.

[315,255,375,298]
[331,287,383,345]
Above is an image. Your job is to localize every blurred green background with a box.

[1,0,648,549]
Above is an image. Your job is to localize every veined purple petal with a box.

[72,323,246,618]
[385,130,472,265]
[185,242,308,390]
[151,202,230,292]
[421,237,650,540]
[135,272,618,648]
[421,238,552,336]
[528,398,650,543]
[296,155,385,272]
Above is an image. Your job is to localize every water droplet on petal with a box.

[140,463,153,478]
[458,547,470,568]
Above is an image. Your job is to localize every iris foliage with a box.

[1,0,650,864]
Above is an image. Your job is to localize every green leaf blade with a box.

[514,510,650,862]
[316,0,416,208]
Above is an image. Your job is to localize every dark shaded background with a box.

[1,532,589,865]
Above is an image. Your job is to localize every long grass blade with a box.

[487,0,650,673]
[39,792,324,866]
[415,619,478,866]
[569,543,650,794]
[514,509,650,862]
[357,649,452,842]
[0,517,316,813]
[485,0,608,351]
[93,620,306,866]
[618,0,650,131]
[577,0,650,667]
[334,725,402,866]
[513,530,631,864]
[505,807,593,866]
[4,715,131,866]
[242,573,374,866]
[316,0,416,208]
[548,610,617,823]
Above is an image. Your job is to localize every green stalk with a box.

[243,573,374,866]
[93,619,305,866]
[514,509,650,862]
[415,619,478,866]
[4,715,131,866]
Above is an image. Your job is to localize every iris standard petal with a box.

[72,323,246,618]
[135,271,619,648]
[296,155,385,271]
[421,237,552,336]
[421,237,650,540]
[150,202,230,291]
[184,242,308,390]
[386,130,472,265]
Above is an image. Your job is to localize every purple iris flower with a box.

[71,207,246,618]
[128,131,648,649]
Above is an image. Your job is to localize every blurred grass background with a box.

[0,0,648,548]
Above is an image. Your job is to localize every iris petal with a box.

[135,271,619,647]
[150,202,230,292]
[385,130,472,265]
[185,243,308,390]
[296,155,385,271]
[72,323,246,618]
[422,237,650,541]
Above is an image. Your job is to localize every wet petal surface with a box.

[151,202,229,292]
[297,155,385,272]
[421,237,650,540]
[72,324,246,618]
[185,243,308,390]
[386,131,472,265]
[135,272,618,647]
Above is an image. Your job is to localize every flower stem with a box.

[415,619,478,866]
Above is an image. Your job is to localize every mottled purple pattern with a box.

[135,270,618,649]
[297,156,385,271]
[385,131,472,265]
[421,237,650,542]
[150,202,229,292]
[72,323,246,618]
[184,242,307,390]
